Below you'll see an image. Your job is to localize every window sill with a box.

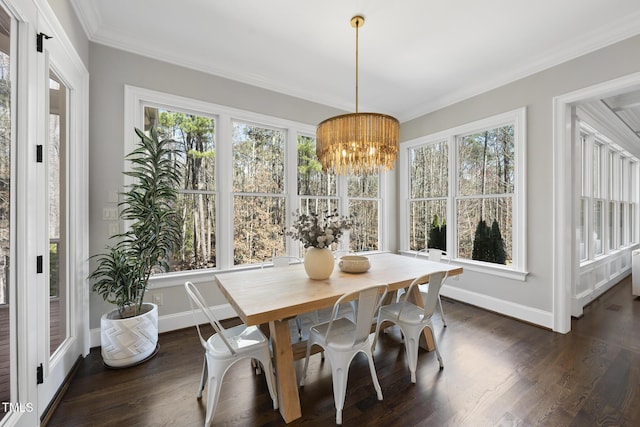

[397,250,528,281]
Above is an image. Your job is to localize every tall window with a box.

[401,108,526,274]
[408,141,448,251]
[348,174,380,252]
[456,125,514,264]
[296,134,339,255]
[127,87,388,277]
[232,121,286,264]
[145,106,216,271]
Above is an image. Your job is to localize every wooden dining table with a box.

[215,252,463,423]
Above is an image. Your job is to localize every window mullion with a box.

[217,113,233,270]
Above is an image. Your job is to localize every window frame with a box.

[124,86,390,288]
[400,107,527,280]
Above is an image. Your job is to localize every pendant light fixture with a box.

[316,15,399,175]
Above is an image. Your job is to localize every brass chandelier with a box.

[316,15,399,175]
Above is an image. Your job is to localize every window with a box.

[296,134,340,256]
[126,86,389,279]
[295,135,383,253]
[408,141,448,251]
[348,174,381,252]
[232,121,286,264]
[145,106,217,271]
[456,125,514,264]
[578,121,638,264]
[401,108,526,276]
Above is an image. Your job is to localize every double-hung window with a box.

[401,108,526,277]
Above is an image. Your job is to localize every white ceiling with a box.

[71,0,640,122]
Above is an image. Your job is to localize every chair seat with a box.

[310,317,360,351]
[379,302,429,325]
[206,324,268,356]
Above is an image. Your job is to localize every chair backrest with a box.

[401,271,447,319]
[324,284,388,346]
[262,256,301,268]
[415,248,450,263]
[184,281,236,355]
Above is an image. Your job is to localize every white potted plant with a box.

[90,128,181,367]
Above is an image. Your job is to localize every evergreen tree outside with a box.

[472,218,506,264]
[472,219,491,262]
[427,213,446,251]
[490,219,507,264]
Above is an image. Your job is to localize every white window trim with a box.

[400,107,527,278]
[123,85,389,289]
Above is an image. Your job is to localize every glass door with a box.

[48,69,67,358]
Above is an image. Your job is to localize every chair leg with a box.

[331,365,348,425]
[372,317,383,353]
[260,356,279,410]
[299,341,314,387]
[438,295,447,327]
[310,312,325,360]
[197,356,207,399]
[402,328,420,384]
[365,348,383,400]
[204,368,224,427]
[428,325,444,370]
[295,316,303,339]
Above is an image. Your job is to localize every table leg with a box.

[269,319,302,423]
[408,285,435,351]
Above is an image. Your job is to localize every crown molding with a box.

[70,0,101,39]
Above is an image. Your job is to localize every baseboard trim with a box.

[441,285,554,329]
[89,304,239,348]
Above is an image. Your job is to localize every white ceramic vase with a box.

[304,247,335,280]
[100,302,158,368]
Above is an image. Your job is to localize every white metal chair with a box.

[184,281,278,427]
[373,271,447,383]
[414,248,449,327]
[299,284,388,425]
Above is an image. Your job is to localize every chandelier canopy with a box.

[316,15,399,176]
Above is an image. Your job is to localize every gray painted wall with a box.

[88,32,640,330]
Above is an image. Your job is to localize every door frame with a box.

[32,0,90,418]
[552,72,640,333]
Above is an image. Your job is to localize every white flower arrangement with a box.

[287,209,352,249]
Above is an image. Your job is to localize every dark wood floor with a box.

[46,278,640,426]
